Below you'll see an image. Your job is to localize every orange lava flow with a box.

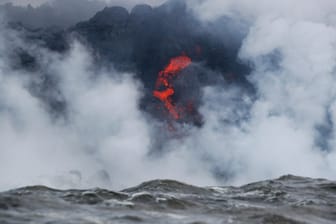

[153,55,192,119]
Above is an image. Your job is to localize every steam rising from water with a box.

[0,25,216,191]
[1,0,336,191]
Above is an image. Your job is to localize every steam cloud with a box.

[0,20,215,191]
[1,0,336,191]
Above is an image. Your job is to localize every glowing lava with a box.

[153,55,192,120]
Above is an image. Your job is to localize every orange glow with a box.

[153,55,192,120]
[153,88,174,101]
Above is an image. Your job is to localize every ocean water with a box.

[0,175,335,224]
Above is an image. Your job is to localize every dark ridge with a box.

[9,185,62,194]
[62,188,129,204]
[241,175,320,188]
[0,0,106,28]
[122,179,211,195]
[72,1,251,86]
[130,4,153,16]
[240,175,321,190]
[89,6,129,26]
[277,174,316,181]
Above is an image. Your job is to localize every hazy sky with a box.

[0,0,46,6]
[0,0,166,7]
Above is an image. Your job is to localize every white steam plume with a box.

[0,22,216,191]
[1,0,336,192]
[183,0,336,184]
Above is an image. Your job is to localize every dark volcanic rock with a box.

[123,179,212,195]
[0,0,105,28]
[89,6,129,26]
[72,1,250,87]
[5,1,252,126]
[130,4,153,17]
[70,1,252,126]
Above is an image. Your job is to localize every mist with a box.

[1,0,336,191]
[186,0,336,183]
[0,20,217,191]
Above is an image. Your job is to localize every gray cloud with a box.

[0,21,217,191]
[0,0,166,7]
[184,0,336,184]
[0,0,167,28]
[187,0,336,23]
[0,0,46,6]
[0,0,106,28]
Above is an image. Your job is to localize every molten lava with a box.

[153,55,192,120]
